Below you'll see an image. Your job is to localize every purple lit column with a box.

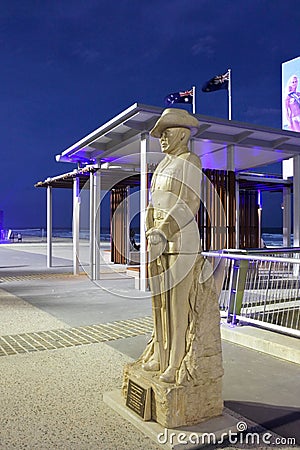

[73,176,80,275]
[89,169,101,280]
[293,156,300,276]
[283,186,291,247]
[293,156,300,248]
[140,133,149,291]
[227,144,238,248]
[47,185,53,267]
[89,171,95,279]
[235,179,240,249]
[258,190,262,247]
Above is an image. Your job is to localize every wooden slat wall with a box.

[199,169,236,251]
[110,187,127,264]
[199,170,259,250]
[239,190,259,248]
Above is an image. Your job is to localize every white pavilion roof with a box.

[55,103,300,171]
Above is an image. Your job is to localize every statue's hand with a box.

[147,228,167,261]
[146,228,166,245]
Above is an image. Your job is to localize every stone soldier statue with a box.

[122,108,223,427]
[142,108,203,383]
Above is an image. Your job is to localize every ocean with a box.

[2,228,286,248]
[2,228,109,243]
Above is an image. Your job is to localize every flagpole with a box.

[228,68,232,120]
[192,85,196,114]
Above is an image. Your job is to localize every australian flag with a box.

[202,71,229,92]
[164,89,193,106]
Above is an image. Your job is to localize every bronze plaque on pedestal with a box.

[126,379,151,420]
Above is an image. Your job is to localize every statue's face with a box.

[160,127,186,154]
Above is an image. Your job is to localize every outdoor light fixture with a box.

[101,162,122,170]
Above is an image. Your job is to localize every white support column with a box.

[47,185,53,268]
[257,190,262,248]
[235,179,240,249]
[72,177,80,275]
[227,144,235,249]
[190,138,195,154]
[283,186,291,247]
[125,185,130,264]
[293,156,300,248]
[94,170,101,280]
[89,171,95,280]
[227,144,235,172]
[140,133,149,291]
[89,170,101,280]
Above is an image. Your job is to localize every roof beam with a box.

[92,130,141,161]
[124,116,158,132]
[194,124,211,138]
[233,130,253,143]
[198,130,236,144]
[103,131,123,143]
[240,137,297,153]
[238,173,292,185]
[88,141,104,151]
[105,128,140,151]
[270,137,290,148]
[86,129,141,159]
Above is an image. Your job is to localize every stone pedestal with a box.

[123,361,223,428]
[104,390,241,450]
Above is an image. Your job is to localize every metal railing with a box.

[203,248,300,338]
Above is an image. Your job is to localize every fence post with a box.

[227,259,249,324]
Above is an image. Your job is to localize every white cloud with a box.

[245,106,281,118]
[191,35,216,57]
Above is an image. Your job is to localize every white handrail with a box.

[202,251,300,265]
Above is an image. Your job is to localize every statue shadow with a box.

[225,400,300,444]
[0,265,29,269]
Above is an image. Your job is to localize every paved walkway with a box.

[0,243,299,449]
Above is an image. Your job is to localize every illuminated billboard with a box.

[282,56,300,132]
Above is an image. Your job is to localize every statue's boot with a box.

[142,342,160,371]
[142,359,160,371]
[159,366,177,383]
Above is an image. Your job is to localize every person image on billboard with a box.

[285,75,300,131]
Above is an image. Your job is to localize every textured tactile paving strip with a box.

[0,269,129,282]
[0,316,153,357]
[0,273,83,282]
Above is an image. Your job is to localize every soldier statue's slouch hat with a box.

[150,108,199,138]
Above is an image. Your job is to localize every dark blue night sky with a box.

[1,0,300,229]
